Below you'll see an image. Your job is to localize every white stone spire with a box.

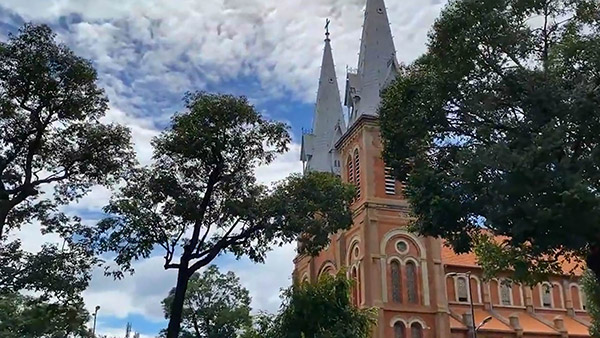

[345,0,398,125]
[301,21,346,174]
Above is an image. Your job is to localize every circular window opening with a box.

[328,78,335,84]
[353,246,360,258]
[377,8,384,14]
[395,240,409,254]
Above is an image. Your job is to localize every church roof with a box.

[441,241,585,276]
[346,0,397,126]
[301,25,345,174]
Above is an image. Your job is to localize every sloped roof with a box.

[441,241,585,276]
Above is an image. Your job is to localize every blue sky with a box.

[0,1,447,336]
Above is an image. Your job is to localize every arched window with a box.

[394,322,405,338]
[391,261,402,303]
[347,155,354,184]
[500,281,512,305]
[411,323,424,338]
[457,277,468,302]
[542,284,552,308]
[351,267,359,306]
[406,261,418,304]
[354,149,361,198]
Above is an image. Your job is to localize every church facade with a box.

[294,1,593,337]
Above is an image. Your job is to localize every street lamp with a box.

[447,272,478,338]
[92,305,101,337]
[476,316,493,331]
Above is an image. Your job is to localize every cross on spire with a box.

[325,18,331,41]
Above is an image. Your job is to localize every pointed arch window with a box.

[354,149,361,198]
[384,166,396,195]
[457,277,468,302]
[411,323,424,338]
[500,281,512,305]
[351,267,359,306]
[391,261,402,303]
[347,155,354,184]
[542,284,552,308]
[393,322,405,338]
[406,261,418,304]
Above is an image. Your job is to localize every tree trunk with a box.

[166,262,191,338]
[0,204,9,239]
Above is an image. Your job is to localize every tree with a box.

[0,23,135,239]
[379,0,600,285]
[582,270,600,337]
[0,292,91,338]
[94,92,356,338]
[268,272,377,338]
[161,265,252,338]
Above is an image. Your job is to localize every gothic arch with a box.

[389,316,408,327]
[380,229,426,259]
[551,282,565,309]
[346,236,361,265]
[569,283,585,310]
[380,229,430,306]
[318,261,337,278]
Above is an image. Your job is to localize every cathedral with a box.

[293,0,593,337]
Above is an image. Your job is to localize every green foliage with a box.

[268,272,377,338]
[93,92,356,337]
[0,292,91,338]
[161,265,252,338]
[582,270,600,337]
[0,23,135,238]
[379,0,600,284]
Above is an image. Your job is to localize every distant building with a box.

[294,1,592,337]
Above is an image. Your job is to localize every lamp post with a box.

[92,305,100,337]
[447,272,480,338]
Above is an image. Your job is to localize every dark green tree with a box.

[379,0,600,284]
[0,23,134,337]
[161,265,252,338]
[582,270,600,336]
[268,272,377,338]
[0,23,135,239]
[0,292,91,338]
[94,92,356,338]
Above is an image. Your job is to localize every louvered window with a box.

[347,156,354,184]
[384,166,396,195]
[354,149,360,199]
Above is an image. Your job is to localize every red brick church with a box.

[294,1,593,337]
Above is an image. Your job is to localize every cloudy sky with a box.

[0,0,447,336]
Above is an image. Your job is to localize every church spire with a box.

[346,0,398,125]
[300,20,346,174]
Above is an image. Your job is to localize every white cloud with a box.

[1,0,448,106]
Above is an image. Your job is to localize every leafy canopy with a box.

[582,270,600,336]
[379,0,600,284]
[267,272,377,338]
[161,265,252,338]
[0,23,135,238]
[93,92,356,338]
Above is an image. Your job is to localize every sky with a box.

[0,0,448,337]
